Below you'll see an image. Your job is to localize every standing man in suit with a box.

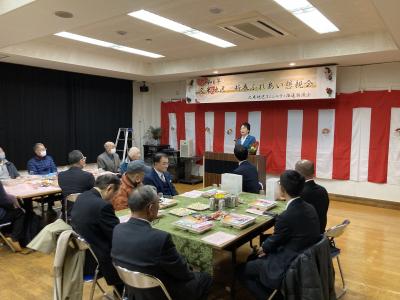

[58,150,95,220]
[97,141,120,173]
[143,153,177,197]
[236,122,256,150]
[239,170,320,299]
[233,144,260,194]
[295,159,330,234]
[71,174,123,293]
[111,185,212,300]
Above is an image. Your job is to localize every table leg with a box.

[230,247,237,300]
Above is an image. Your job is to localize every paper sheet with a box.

[180,190,204,198]
[201,231,237,246]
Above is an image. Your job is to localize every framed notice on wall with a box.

[187,66,336,103]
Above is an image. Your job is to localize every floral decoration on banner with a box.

[326,87,333,96]
[196,77,208,87]
[322,128,330,135]
[324,67,333,81]
[249,141,259,155]
[395,128,400,136]
[226,128,233,135]
[170,126,175,131]
[205,127,211,133]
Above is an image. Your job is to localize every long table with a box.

[116,189,285,299]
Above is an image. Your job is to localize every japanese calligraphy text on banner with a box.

[190,66,336,103]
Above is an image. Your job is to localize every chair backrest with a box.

[66,193,80,202]
[0,221,12,228]
[325,219,350,239]
[113,264,172,300]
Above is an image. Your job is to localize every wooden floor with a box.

[1,183,400,300]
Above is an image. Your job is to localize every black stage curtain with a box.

[0,62,132,169]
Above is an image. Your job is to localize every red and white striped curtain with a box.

[161,91,400,184]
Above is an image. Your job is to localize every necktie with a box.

[160,173,166,182]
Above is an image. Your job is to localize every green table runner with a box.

[116,190,286,274]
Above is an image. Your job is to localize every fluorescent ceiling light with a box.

[128,10,236,48]
[273,0,339,34]
[54,31,164,58]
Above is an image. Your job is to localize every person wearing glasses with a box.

[143,152,177,197]
[111,185,212,300]
[58,150,95,220]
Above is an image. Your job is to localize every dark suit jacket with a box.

[301,180,329,234]
[260,198,320,289]
[71,188,121,285]
[143,168,177,196]
[112,218,197,300]
[233,160,260,194]
[236,135,256,149]
[58,166,95,198]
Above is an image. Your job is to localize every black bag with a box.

[20,211,44,247]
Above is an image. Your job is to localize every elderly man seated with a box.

[27,143,57,175]
[0,147,20,179]
[58,150,95,220]
[111,185,212,300]
[112,160,148,211]
[97,141,121,173]
[120,147,141,175]
[0,181,25,252]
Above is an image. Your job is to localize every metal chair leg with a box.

[0,231,16,252]
[267,289,277,300]
[335,256,347,299]
[89,268,99,300]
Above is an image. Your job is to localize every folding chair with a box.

[0,222,16,252]
[325,219,351,299]
[63,193,80,224]
[114,264,172,300]
[72,234,121,300]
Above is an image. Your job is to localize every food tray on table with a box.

[169,207,195,217]
[159,198,178,209]
[173,216,213,234]
[249,199,277,211]
[221,213,256,229]
[187,202,209,211]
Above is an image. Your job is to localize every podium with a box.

[203,151,266,187]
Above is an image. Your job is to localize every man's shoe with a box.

[5,237,22,252]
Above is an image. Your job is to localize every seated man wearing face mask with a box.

[27,143,57,175]
[112,160,148,211]
[0,147,20,179]
[97,141,121,173]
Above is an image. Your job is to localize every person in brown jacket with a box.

[112,160,148,211]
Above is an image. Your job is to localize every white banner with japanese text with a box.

[192,66,336,103]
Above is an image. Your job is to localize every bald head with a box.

[128,147,141,161]
[295,160,314,180]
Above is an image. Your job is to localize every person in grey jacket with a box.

[97,141,121,173]
[0,147,20,179]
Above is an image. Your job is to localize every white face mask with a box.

[110,148,116,154]
[0,153,5,160]
[40,150,47,157]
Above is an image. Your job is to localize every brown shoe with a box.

[5,237,22,252]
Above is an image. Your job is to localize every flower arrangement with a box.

[326,87,333,96]
[249,141,259,155]
[144,126,162,145]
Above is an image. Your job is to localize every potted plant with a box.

[144,126,162,145]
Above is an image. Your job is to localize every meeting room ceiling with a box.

[1,0,400,81]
